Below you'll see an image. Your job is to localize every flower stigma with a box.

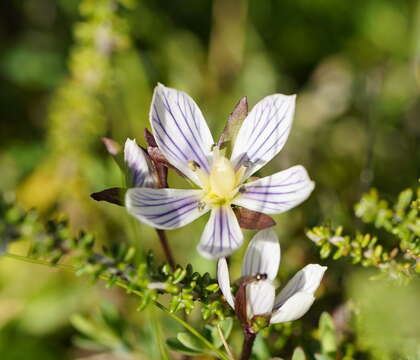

[191,146,246,207]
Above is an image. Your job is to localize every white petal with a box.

[124,138,157,187]
[217,258,235,309]
[241,228,280,281]
[270,292,315,323]
[233,165,315,214]
[150,84,214,185]
[125,188,209,229]
[197,205,243,259]
[231,94,296,178]
[246,280,275,319]
[273,264,327,310]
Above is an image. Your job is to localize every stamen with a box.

[243,159,253,168]
[198,201,206,211]
[255,273,267,281]
[188,160,200,171]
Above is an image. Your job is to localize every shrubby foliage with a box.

[308,184,420,282]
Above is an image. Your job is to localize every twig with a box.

[156,229,176,270]
[2,252,230,360]
[240,330,256,360]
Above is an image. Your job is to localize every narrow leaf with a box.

[218,96,248,149]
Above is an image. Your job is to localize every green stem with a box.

[3,253,75,271]
[2,252,229,360]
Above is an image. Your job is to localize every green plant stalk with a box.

[150,309,170,360]
[2,252,229,360]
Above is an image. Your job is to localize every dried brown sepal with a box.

[144,128,158,148]
[147,146,186,179]
[90,187,126,206]
[234,280,250,329]
[143,129,171,187]
[218,96,248,149]
[234,207,276,230]
[234,275,264,332]
[102,137,121,156]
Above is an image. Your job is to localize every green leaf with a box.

[252,333,271,360]
[177,332,207,352]
[395,189,413,213]
[319,312,337,355]
[315,355,334,360]
[210,318,233,348]
[292,347,306,360]
[166,337,203,355]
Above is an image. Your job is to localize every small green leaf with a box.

[210,318,233,348]
[166,338,203,355]
[319,312,337,355]
[177,332,206,352]
[292,347,306,360]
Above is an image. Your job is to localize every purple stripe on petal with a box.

[232,165,315,215]
[231,94,296,178]
[248,99,291,155]
[197,206,244,259]
[126,188,208,230]
[150,84,214,185]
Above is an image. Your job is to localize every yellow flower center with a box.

[209,155,236,199]
[193,147,245,206]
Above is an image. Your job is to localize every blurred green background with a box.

[0,0,419,359]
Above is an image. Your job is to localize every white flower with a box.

[125,84,315,259]
[217,229,327,329]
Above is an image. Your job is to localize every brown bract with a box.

[90,187,125,206]
[234,207,276,230]
[218,96,248,149]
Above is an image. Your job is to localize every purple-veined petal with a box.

[233,165,315,214]
[230,94,296,178]
[241,228,280,281]
[273,264,327,310]
[246,280,275,319]
[270,292,315,324]
[125,188,209,230]
[217,258,235,309]
[150,84,214,185]
[197,205,243,259]
[124,139,158,188]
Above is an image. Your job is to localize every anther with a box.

[188,160,200,171]
[255,273,267,281]
[243,159,253,168]
[198,201,206,211]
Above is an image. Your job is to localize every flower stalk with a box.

[240,330,256,360]
[156,229,176,270]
